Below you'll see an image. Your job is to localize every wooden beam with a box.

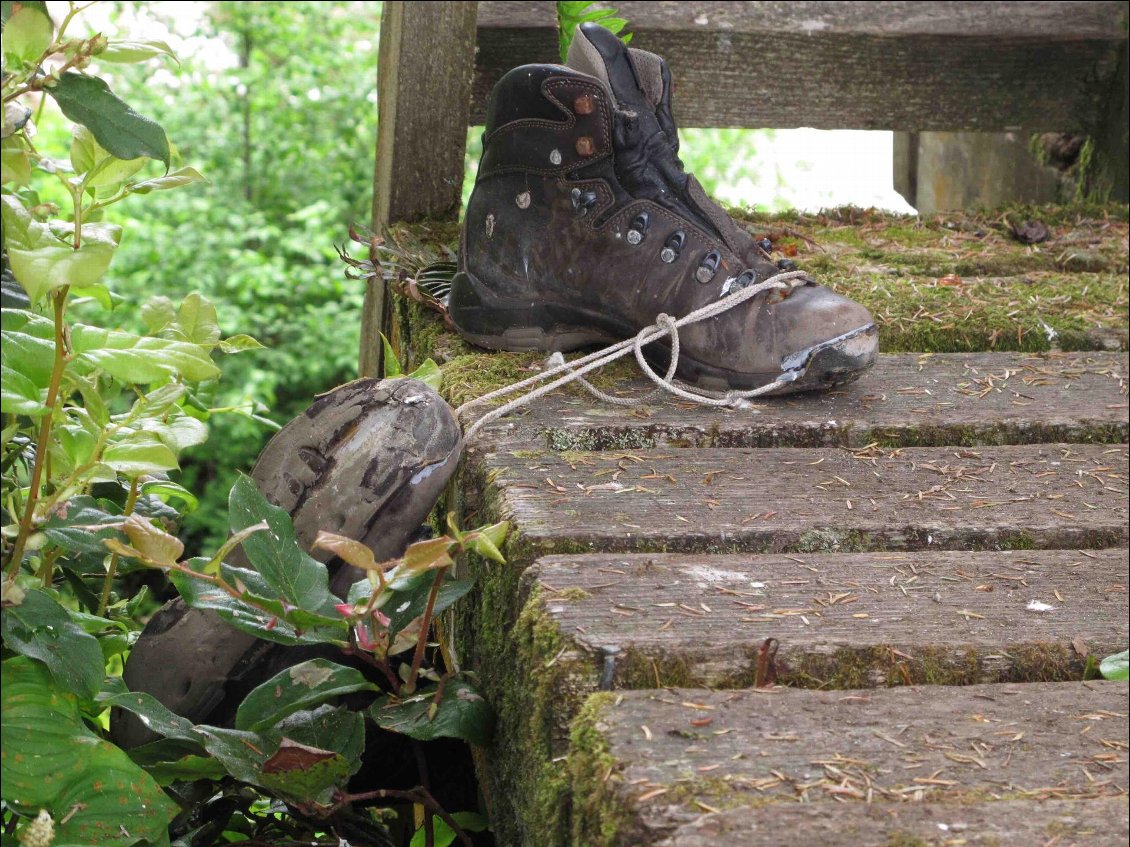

[473,1,1127,132]
[361,0,477,378]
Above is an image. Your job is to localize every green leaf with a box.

[217,333,265,354]
[141,479,199,511]
[1,135,32,185]
[382,575,475,641]
[370,676,493,746]
[42,496,125,555]
[128,166,205,194]
[228,476,338,615]
[145,754,227,785]
[0,330,53,387]
[1100,649,1129,681]
[48,72,171,167]
[173,291,221,346]
[103,431,180,476]
[0,589,104,700]
[411,812,489,847]
[121,513,183,565]
[380,332,401,377]
[170,559,349,647]
[1,658,179,845]
[142,411,209,452]
[71,323,220,382]
[2,195,122,303]
[71,125,147,188]
[2,3,53,65]
[0,362,47,416]
[98,38,179,65]
[141,295,176,333]
[98,678,202,745]
[235,659,377,733]
[407,358,443,391]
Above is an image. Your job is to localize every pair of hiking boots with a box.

[117,24,875,745]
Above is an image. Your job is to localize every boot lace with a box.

[457,270,809,440]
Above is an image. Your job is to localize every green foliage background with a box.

[74,1,382,551]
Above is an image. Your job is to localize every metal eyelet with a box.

[571,187,599,216]
[660,230,686,264]
[757,237,773,254]
[626,211,650,245]
[695,250,721,284]
[777,258,797,271]
[722,268,759,296]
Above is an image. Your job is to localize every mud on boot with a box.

[111,377,462,749]
[450,23,877,393]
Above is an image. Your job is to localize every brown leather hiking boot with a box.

[450,23,877,393]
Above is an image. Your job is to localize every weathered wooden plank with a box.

[464,352,1129,450]
[570,682,1129,846]
[665,798,1130,847]
[473,1,1128,132]
[471,443,1129,557]
[525,549,1130,689]
[361,0,477,377]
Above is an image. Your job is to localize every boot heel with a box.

[449,271,614,353]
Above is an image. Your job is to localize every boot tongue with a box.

[566,22,659,112]
[566,24,764,267]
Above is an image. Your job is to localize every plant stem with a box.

[97,477,139,615]
[404,570,444,693]
[340,787,471,847]
[5,288,71,582]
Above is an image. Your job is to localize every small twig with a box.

[342,787,471,847]
[97,478,139,615]
[405,570,444,692]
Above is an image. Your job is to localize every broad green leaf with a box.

[141,295,176,333]
[228,476,338,615]
[370,677,493,746]
[70,125,146,187]
[48,72,171,167]
[0,330,53,387]
[70,281,115,310]
[122,513,183,565]
[128,166,205,194]
[235,659,377,733]
[71,323,220,382]
[141,479,199,511]
[380,332,402,377]
[103,431,180,475]
[142,411,209,452]
[1,658,179,845]
[260,706,365,803]
[410,813,489,847]
[99,38,179,65]
[41,496,125,555]
[217,333,265,354]
[0,363,47,416]
[145,754,226,785]
[2,195,122,302]
[170,560,348,647]
[0,589,104,700]
[173,291,221,346]
[2,3,53,65]
[98,677,202,744]
[1,135,32,185]
[257,741,352,808]
[1100,649,1129,681]
[407,358,443,391]
[382,575,475,640]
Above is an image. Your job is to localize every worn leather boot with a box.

[112,377,462,748]
[450,23,877,392]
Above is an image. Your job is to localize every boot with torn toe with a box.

[450,22,877,393]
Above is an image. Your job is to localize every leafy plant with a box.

[556,1,631,62]
[1100,649,1128,681]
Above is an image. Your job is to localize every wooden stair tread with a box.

[479,443,1128,556]
[467,352,1128,450]
[525,549,1129,689]
[571,682,1129,845]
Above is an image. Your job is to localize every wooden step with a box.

[569,683,1129,847]
[470,443,1128,558]
[655,797,1130,847]
[464,352,1128,450]
[525,549,1130,690]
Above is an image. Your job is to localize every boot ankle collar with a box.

[480,67,613,178]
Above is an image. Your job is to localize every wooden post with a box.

[360,0,478,378]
